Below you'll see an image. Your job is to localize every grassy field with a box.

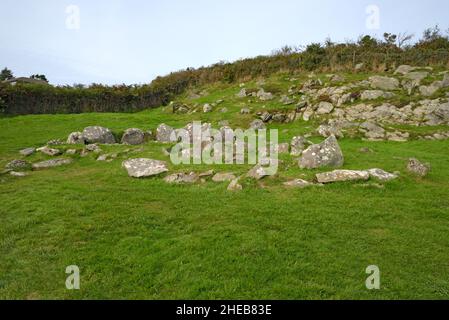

[1,73,449,299]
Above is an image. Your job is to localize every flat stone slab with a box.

[316,170,370,183]
[122,158,168,178]
[32,158,73,170]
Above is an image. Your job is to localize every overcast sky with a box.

[1,0,448,85]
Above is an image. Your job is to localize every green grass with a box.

[1,74,449,300]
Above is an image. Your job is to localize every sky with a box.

[1,0,448,85]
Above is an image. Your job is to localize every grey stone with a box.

[6,159,31,171]
[316,170,370,183]
[121,128,145,145]
[122,158,169,178]
[250,119,266,130]
[367,168,398,181]
[32,158,73,170]
[10,171,28,177]
[82,126,116,144]
[283,179,315,188]
[407,158,430,177]
[156,124,176,143]
[361,90,395,101]
[164,172,199,184]
[316,102,334,115]
[37,146,62,156]
[212,172,236,182]
[203,104,213,113]
[19,147,36,157]
[290,136,308,156]
[227,179,243,191]
[369,76,399,90]
[247,165,272,180]
[299,136,344,169]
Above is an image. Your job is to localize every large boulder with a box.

[122,158,168,178]
[299,135,344,169]
[369,76,399,90]
[156,124,176,143]
[82,126,116,144]
[316,170,370,183]
[121,128,145,145]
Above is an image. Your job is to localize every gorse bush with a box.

[2,27,449,115]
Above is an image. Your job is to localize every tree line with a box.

[1,26,449,115]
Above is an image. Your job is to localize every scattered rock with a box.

[199,170,215,178]
[122,158,169,178]
[85,144,101,152]
[257,89,274,101]
[203,104,213,113]
[407,158,430,177]
[82,126,116,144]
[276,143,290,154]
[32,158,73,170]
[316,101,334,115]
[290,136,308,156]
[299,135,344,169]
[279,95,295,105]
[394,65,417,75]
[19,147,36,157]
[6,159,31,171]
[361,90,395,101]
[247,165,272,180]
[360,122,385,140]
[66,149,78,155]
[283,179,315,188]
[236,88,247,98]
[10,171,28,177]
[121,128,145,145]
[164,172,199,184]
[67,132,85,145]
[317,124,344,139]
[240,108,251,115]
[249,119,266,130]
[37,146,62,156]
[359,147,374,153]
[369,76,399,91]
[212,172,236,182]
[316,170,370,183]
[227,179,243,191]
[156,124,176,143]
[367,168,398,181]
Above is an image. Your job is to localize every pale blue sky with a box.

[1,0,448,85]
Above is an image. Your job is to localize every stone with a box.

[240,108,251,115]
[122,158,169,178]
[260,112,272,122]
[85,144,100,152]
[82,126,116,144]
[97,153,117,162]
[316,101,334,115]
[6,159,31,171]
[359,147,374,153]
[47,139,63,146]
[256,89,274,101]
[156,124,176,143]
[249,119,266,130]
[32,158,73,170]
[279,95,295,105]
[283,179,315,188]
[276,143,290,154]
[66,149,78,155]
[212,172,236,182]
[203,104,213,113]
[20,147,36,157]
[236,88,247,98]
[316,170,370,183]
[361,90,395,101]
[227,179,243,191]
[394,65,417,75]
[172,102,190,114]
[10,171,28,177]
[290,136,308,156]
[164,172,199,184]
[299,135,344,169]
[247,165,272,180]
[317,124,344,139]
[37,146,62,156]
[386,131,409,142]
[355,63,364,71]
[360,122,385,140]
[199,170,215,178]
[367,168,398,181]
[407,158,430,177]
[121,128,145,145]
[405,71,428,82]
[419,82,441,96]
[369,76,399,90]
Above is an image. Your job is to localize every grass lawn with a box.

[1,74,449,299]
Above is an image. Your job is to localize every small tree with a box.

[0,68,14,81]
[30,74,48,82]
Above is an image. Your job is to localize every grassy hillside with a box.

[1,71,449,299]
